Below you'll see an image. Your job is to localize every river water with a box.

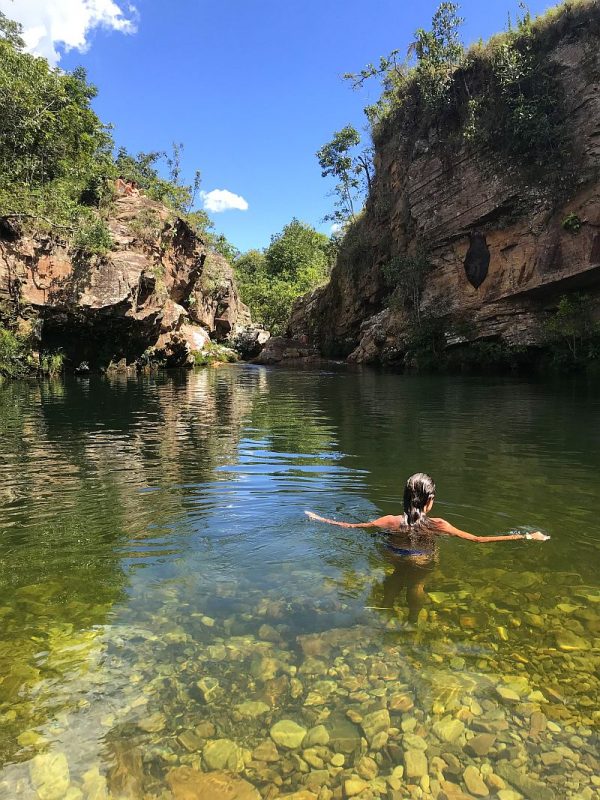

[0,366,598,800]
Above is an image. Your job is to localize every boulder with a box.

[0,193,254,372]
[253,336,321,365]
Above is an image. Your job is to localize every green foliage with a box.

[235,251,296,335]
[209,233,240,262]
[404,315,447,370]
[128,208,164,247]
[0,22,115,230]
[265,218,330,280]
[461,8,569,173]
[235,220,331,334]
[316,125,372,223]
[544,294,600,367]
[114,145,198,215]
[444,340,530,372]
[347,2,464,128]
[344,1,589,180]
[114,148,239,257]
[39,350,65,376]
[410,2,464,108]
[0,11,25,48]
[0,326,29,377]
[0,19,232,259]
[72,214,113,255]
[381,251,431,322]
[401,293,600,374]
[403,315,533,373]
[561,212,582,233]
[193,342,238,366]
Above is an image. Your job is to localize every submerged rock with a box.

[81,766,108,800]
[360,708,390,746]
[252,739,279,762]
[197,676,221,703]
[29,752,70,800]
[138,711,166,733]
[495,763,556,800]
[303,725,330,747]
[433,717,465,743]
[203,739,245,772]
[404,749,428,779]
[178,730,204,752]
[344,777,368,796]
[270,720,308,750]
[326,714,362,754]
[167,767,260,800]
[463,765,489,797]
[464,733,496,757]
[235,700,270,718]
[555,630,590,651]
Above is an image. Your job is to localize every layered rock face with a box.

[290,20,600,364]
[0,190,257,370]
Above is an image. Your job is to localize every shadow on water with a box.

[0,366,598,798]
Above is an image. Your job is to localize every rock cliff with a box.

[289,6,600,366]
[0,188,260,371]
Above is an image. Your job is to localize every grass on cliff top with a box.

[370,0,599,179]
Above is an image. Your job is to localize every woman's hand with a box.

[305,510,323,521]
[305,511,345,524]
[527,531,550,541]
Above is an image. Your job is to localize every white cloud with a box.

[330,223,343,234]
[0,0,138,65]
[200,189,249,213]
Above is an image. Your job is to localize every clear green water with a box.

[0,366,598,799]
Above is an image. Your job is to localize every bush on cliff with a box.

[543,294,600,369]
[0,326,29,378]
[347,1,599,182]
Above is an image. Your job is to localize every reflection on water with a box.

[0,367,598,799]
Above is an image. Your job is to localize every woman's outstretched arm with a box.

[430,518,549,542]
[305,511,402,530]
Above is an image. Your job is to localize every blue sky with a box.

[5,0,554,251]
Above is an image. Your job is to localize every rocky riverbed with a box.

[1,562,597,800]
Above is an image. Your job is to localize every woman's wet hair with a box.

[403,473,436,526]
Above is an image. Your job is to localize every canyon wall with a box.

[288,9,600,366]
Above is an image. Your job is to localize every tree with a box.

[265,218,329,282]
[0,32,114,223]
[0,11,238,269]
[0,11,25,49]
[410,2,464,107]
[210,234,240,263]
[544,294,600,365]
[114,143,199,215]
[235,220,331,334]
[316,125,372,224]
[382,252,431,325]
[342,2,464,125]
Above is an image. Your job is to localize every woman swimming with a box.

[305,472,550,543]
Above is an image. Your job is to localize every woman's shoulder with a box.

[374,514,405,530]
[428,517,450,532]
